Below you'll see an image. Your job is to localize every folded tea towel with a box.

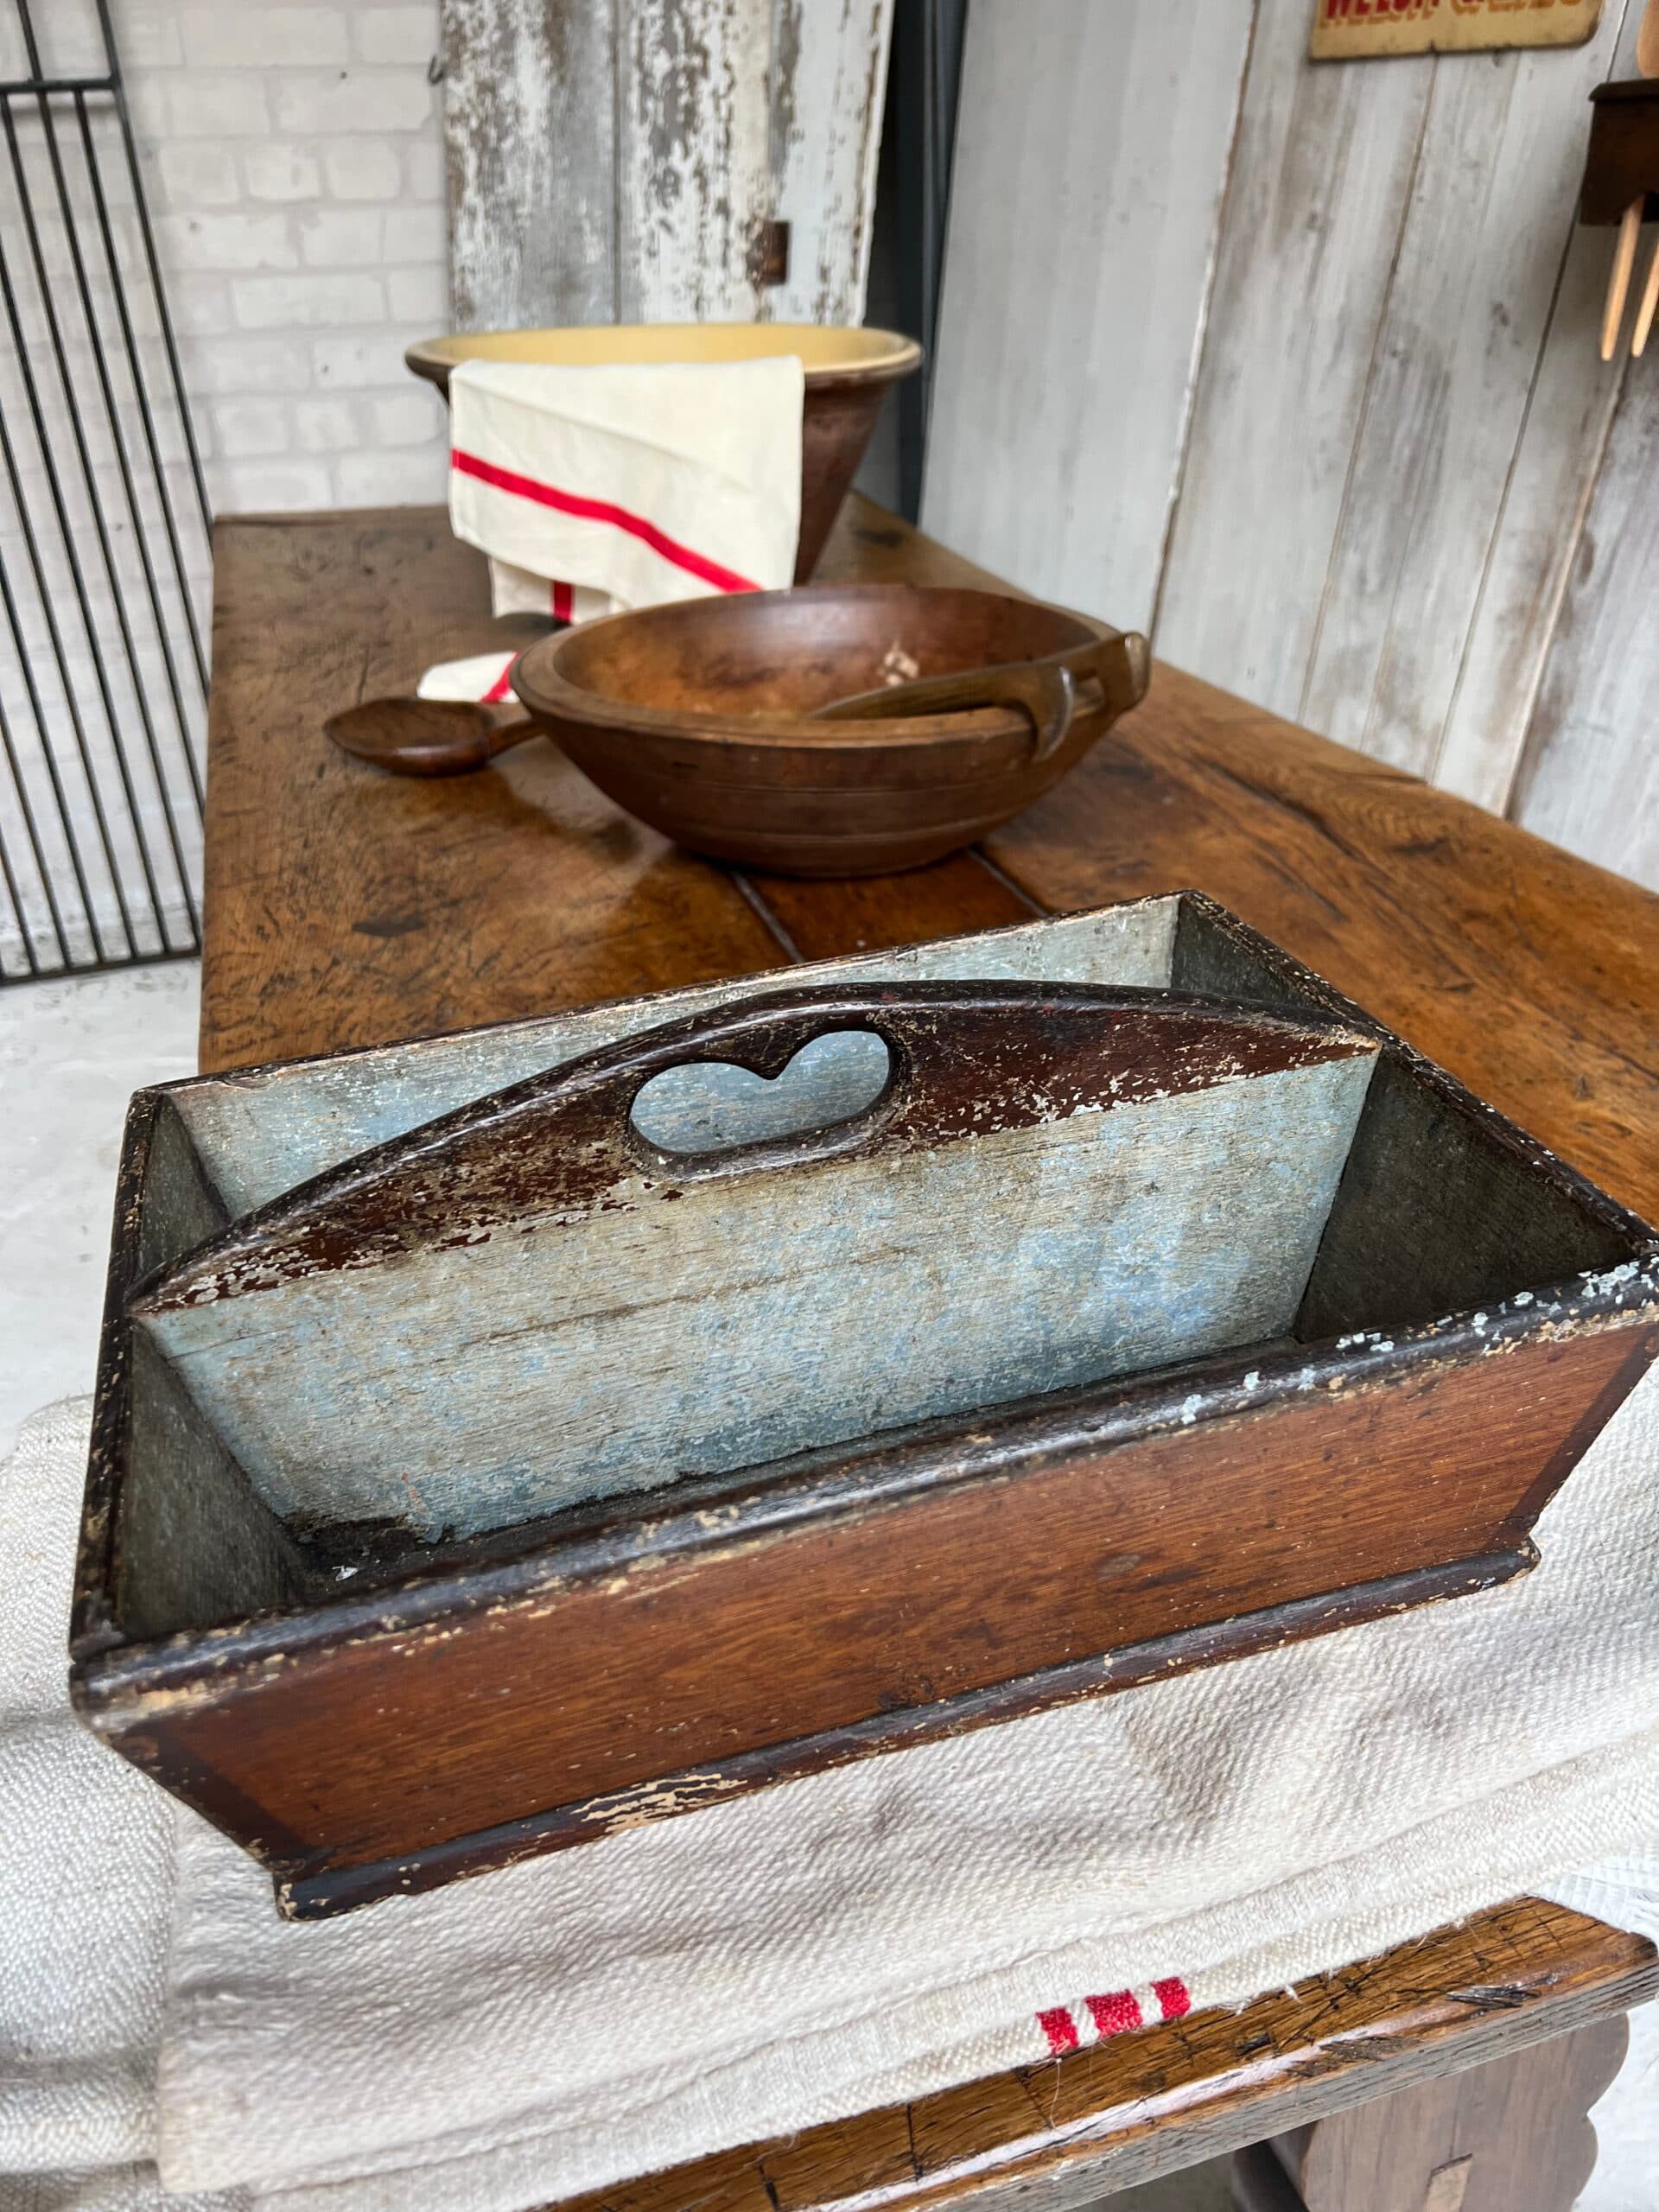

[416,357,802,703]
[414,650,518,707]
[0,1400,178,2188]
[480,563,613,626]
[4,1359,1657,2212]
[423,353,804,696]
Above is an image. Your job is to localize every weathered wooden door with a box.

[442,0,893,331]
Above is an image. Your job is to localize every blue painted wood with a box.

[173,900,1179,1214]
[138,1049,1376,1541]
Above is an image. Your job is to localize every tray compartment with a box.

[129,986,1377,1542]
[72,893,1659,1917]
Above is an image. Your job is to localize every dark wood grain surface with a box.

[1238,2012,1631,2212]
[200,494,1659,2197]
[551,1902,1655,2212]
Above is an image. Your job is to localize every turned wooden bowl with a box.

[405,323,923,581]
[510,585,1151,877]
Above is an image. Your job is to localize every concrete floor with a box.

[0,958,199,1459]
[0,959,1652,2209]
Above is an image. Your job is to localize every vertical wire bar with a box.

[9,0,40,76]
[93,0,212,537]
[0,772,48,975]
[0,97,175,946]
[72,95,207,809]
[74,91,208,715]
[17,88,198,936]
[0,673,71,972]
[0,251,135,960]
[0,531,90,967]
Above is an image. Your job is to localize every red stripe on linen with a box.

[1084,1990,1143,2037]
[1152,1978,1191,2021]
[1036,2006,1079,2056]
[451,448,760,594]
[550,579,574,623]
[480,662,515,703]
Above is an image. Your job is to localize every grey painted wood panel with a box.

[924,0,1657,886]
[442,0,617,330]
[1435,0,1643,812]
[1297,15,1624,773]
[1154,3,1434,717]
[921,0,1254,632]
[767,0,894,324]
[1510,355,1659,889]
[613,0,774,323]
[142,1055,1376,1539]
[1433,221,1630,812]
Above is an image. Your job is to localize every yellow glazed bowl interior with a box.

[406,322,921,392]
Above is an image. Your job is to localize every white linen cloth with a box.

[3,1365,1656,2212]
[416,357,804,704]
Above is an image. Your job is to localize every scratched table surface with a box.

[201,495,1659,2211]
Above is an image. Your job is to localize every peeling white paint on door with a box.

[443,0,893,330]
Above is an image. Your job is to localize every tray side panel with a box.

[168,902,1180,1215]
[1170,893,1639,1328]
[79,1094,312,1651]
[82,1319,1653,1884]
[1298,1053,1634,1340]
[120,1334,312,1641]
[137,1056,1374,1537]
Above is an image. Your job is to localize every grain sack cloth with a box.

[3,1371,1657,2212]
[416,357,804,705]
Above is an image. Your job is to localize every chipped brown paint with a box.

[133,986,1376,1311]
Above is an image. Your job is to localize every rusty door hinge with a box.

[751,219,791,289]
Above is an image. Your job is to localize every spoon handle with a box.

[810,630,1149,762]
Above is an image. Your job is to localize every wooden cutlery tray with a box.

[72,893,1659,1918]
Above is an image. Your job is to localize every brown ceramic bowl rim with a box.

[511,586,1117,752]
[405,323,925,396]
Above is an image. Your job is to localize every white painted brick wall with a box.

[122,0,452,514]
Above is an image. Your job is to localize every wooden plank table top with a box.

[201,495,1659,2210]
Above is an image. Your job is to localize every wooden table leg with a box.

[1230,2014,1630,2212]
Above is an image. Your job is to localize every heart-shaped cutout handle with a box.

[629,1029,893,1157]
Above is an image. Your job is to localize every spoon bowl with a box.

[324,697,533,778]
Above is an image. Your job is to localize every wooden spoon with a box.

[324,696,534,777]
[812,633,1148,761]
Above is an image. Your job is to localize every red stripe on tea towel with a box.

[451,448,760,594]
[550,580,574,623]
[481,662,515,704]
[1033,1977,1193,2056]
[1084,1990,1143,2037]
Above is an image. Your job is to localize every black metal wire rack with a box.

[0,0,211,982]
